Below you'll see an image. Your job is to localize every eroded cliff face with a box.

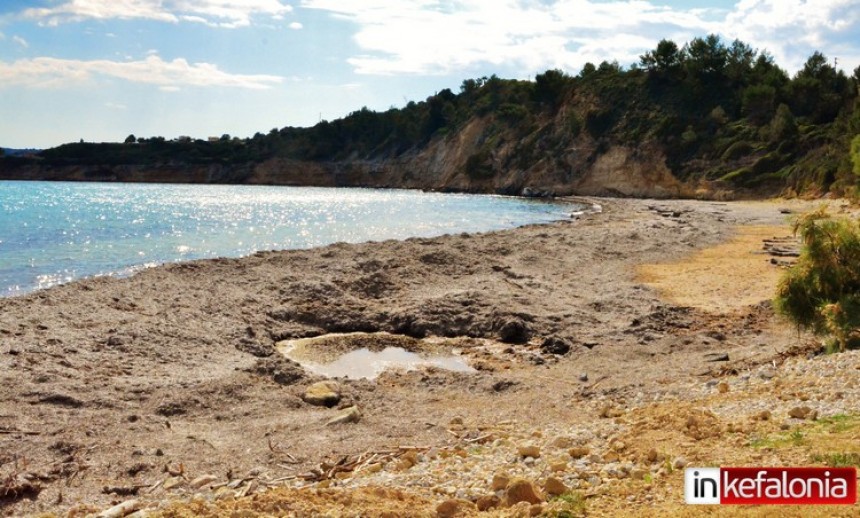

[0,116,709,199]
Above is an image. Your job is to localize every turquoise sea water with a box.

[0,181,581,296]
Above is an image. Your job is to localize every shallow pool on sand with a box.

[277,332,475,379]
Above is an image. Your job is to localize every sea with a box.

[0,181,582,297]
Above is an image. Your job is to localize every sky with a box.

[0,1,858,149]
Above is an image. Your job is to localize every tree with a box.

[124,134,136,144]
[640,39,682,77]
[742,84,776,125]
[852,135,860,176]
[775,208,860,351]
[534,69,570,108]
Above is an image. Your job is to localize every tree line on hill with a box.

[6,35,860,196]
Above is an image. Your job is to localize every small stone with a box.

[788,406,817,420]
[672,457,687,470]
[550,436,574,448]
[578,372,588,382]
[598,404,623,418]
[436,499,476,518]
[568,446,590,458]
[646,448,660,463]
[544,477,568,496]
[529,503,545,516]
[491,472,511,491]
[717,381,729,393]
[753,410,771,421]
[631,468,647,480]
[611,441,626,452]
[518,444,541,458]
[449,416,464,426]
[476,495,500,512]
[504,478,543,506]
[302,381,342,407]
[326,405,361,426]
[549,459,568,472]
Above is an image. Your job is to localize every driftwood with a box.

[95,499,140,518]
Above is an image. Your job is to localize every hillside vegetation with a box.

[3,35,860,198]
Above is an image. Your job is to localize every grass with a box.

[550,491,587,518]
[810,452,860,467]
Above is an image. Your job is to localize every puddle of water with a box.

[279,341,474,380]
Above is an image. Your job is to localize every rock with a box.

[492,472,511,491]
[611,440,626,452]
[189,474,218,489]
[540,336,571,355]
[568,446,590,458]
[578,372,588,382]
[498,318,531,344]
[449,416,464,426]
[631,468,648,480]
[549,459,568,472]
[788,406,817,420]
[476,495,501,511]
[646,448,660,462]
[436,499,476,517]
[753,410,771,421]
[303,381,342,407]
[550,436,574,448]
[672,457,687,470]
[518,444,541,458]
[529,503,546,516]
[504,478,544,506]
[544,477,568,496]
[717,381,729,393]
[326,405,361,426]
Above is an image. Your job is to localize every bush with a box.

[775,208,860,351]
[721,141,753,161]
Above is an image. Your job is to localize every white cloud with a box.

[105,101,127,110]
[0,55,284,89]
[301,0,860,76]
[723,0,860,72]
[12,35,29,48]
[22,0,294,28]
[289,21,303,30]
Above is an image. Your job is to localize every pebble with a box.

[302,381,342,407]
[544,476,568,496]
[326,405,361,426]
[517,444,541,458]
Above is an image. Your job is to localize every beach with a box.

[2,197,858,517]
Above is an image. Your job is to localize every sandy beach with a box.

[2,197,858,517]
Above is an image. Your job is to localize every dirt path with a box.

[1,197,853,517]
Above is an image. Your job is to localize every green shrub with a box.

[722,141,753,161]
[775,208,860,351]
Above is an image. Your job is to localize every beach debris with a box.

[704,352,729,362]
[95,499,141,518]
[303,381,342,407]
[0,473,41,502]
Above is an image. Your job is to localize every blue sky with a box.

[1,1,858,148]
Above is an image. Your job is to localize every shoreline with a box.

[0,183,590,300]
[0,196,852,517]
